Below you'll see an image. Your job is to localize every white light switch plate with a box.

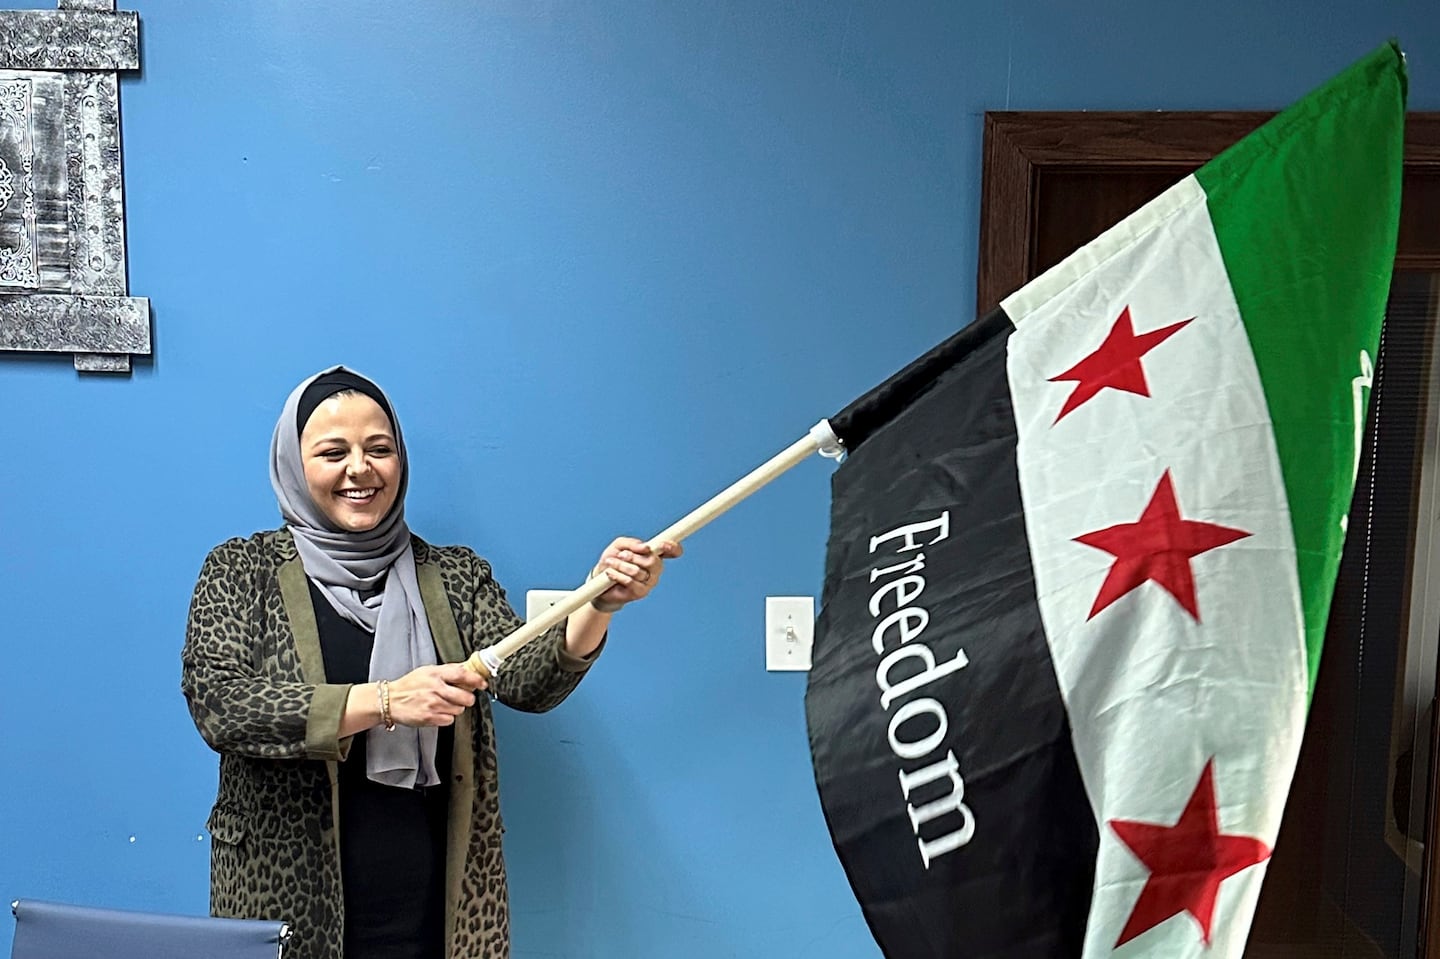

[766,595,814,671]
[526,589,572,624]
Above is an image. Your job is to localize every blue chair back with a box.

[11,899,290,959]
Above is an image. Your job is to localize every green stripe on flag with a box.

[1197,42,1406,699]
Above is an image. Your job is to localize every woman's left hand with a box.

[591,536,683,612]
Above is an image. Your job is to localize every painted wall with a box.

[1,2,1435,956]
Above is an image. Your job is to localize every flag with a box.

[805,42,1406,958]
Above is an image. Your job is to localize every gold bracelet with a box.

[378,679,395,731]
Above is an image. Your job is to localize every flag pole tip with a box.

[810,420,845,459]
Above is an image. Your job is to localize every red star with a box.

[1048,306,1192,424]
[1109,760,1271,947]
[1075,471,1249,621]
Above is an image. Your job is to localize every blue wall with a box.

[2,2,1436,957]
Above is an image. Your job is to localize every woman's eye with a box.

[370,447,393,457]
[321,450,346,461]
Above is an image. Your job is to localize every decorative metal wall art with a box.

[0,0,148,373]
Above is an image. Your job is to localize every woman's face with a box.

[299,392,401,532]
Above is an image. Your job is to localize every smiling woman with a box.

[298,387,401,533]
[180,366,681,959]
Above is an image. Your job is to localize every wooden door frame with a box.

[976,111,1440,314]
[974,109,1440,956]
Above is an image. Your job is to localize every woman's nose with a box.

[346,452,370,476]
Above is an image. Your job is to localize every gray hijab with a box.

[269,366,439,789]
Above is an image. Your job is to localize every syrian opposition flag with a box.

[805,42,1406,958]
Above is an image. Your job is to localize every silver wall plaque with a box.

[0,1,147,373]
[0,11,139,71]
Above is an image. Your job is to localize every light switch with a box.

[766,596,814,671]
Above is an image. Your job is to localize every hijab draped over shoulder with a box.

[269,366,440,789]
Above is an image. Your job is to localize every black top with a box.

[310,580,454,959]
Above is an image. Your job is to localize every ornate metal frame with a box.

[0,0,147,373]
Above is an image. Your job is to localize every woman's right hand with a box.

[385,663,489,727]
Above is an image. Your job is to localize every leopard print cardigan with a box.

[181,528,599,959]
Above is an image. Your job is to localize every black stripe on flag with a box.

[806,307,1098,958]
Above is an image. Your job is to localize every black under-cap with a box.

[296,369,395,433]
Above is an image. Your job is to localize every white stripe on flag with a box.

[1005,176,1309,958]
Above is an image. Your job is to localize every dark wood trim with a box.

[976,114,1040,320]
[1408,114,1440,167]
[977,112,1440,313]
[1425,694,1440,959]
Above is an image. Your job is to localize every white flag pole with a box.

[465,420,842,679]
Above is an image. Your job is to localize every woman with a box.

[181,367,678,959]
